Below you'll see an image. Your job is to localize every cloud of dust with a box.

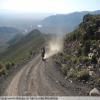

[44,35,64,59]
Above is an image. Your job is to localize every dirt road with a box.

[2,55,88,96]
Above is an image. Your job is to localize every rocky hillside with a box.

[55,14,100,93]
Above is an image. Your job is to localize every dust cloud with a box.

[44,35,64,59]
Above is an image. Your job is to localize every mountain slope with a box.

[39,10,100,34]
[0,29,45,65]
[55,14,100,90]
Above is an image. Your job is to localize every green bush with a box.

[91,55,97,64]
[0,63,6,76]
[95,78,100,87]
[5,62,15,70]
[29,50,33,55]
[79,56,90,63]
[67,68,77,78]
[68,30,82,41]
[6,63,11,70]
[11,62,15,66]
[78,47,82,56]
[61,64,68,75]
[0,69,5,76]
[83,40,91,56]
[63,55,71,63]
[0,63,3,70]
[71,57,78,64]
[76,69,90,81]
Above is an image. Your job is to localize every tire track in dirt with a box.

[3,54,87,96]
[4,55,40,96]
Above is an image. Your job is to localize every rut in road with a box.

[4,55,69,96]
[4,55,40,96]
[3,55,88,96]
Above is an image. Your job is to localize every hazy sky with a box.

[0,0,100,14]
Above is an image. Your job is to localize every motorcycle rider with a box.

[41,47,45,61]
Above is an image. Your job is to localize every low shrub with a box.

[79,56,90,64]
[67,68,77,78]
[0,63,3,70]
[91,55,97,64]
[61,64,69,75]
[0,63,6,76]
[6,63,11,70]
[76,69,90,81]
[6,62,15,70]
[95,78,100,87]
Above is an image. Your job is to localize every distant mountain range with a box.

[0,26,19,34]
[0,26,20,44]
[0,12,51,32]
[0,10,100,45]
[38,10,100,34]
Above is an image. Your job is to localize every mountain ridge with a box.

[38,10,100,34]
[0,29,45,65]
